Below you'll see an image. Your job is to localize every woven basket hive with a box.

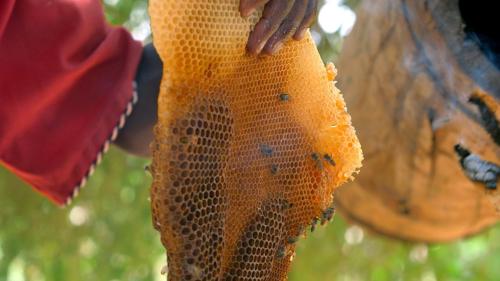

[335,0,500,243]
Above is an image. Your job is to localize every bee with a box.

[287,236,299,244]
[281,200,293,211]
[398,199,411,215]
[260,144,274,157]
[321,206,336,225]
[400,206,411,215]
[270,164,279,175]
[311,153,320,161]
[275,245,286,259]
[144,165,152,174]
[323,154,336,166]
[310,217,319,232]
[311,153,323,170]
[279,93,290,102]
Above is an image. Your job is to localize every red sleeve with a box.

[0,0,143,205]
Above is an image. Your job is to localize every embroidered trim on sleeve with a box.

[64,82,139,206]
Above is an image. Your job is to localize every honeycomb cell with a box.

[149,1,363,280]
[151,98,232,281]
[223,199,286,281]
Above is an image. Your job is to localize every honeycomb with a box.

[149,1,363,280]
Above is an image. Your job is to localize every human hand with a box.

[240,0,318,55]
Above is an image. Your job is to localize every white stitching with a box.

[102,142,110,153]
[64,83,139,206]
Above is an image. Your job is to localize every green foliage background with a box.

[1,1,500,280]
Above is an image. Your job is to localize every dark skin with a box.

[241,0,319,55]
[115,0,318,157]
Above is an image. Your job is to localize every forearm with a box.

[114,44,162,157]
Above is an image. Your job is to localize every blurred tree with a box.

[1,1,499,281]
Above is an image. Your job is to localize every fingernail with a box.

[241,7,255,17]
[246,42,260,56]
[254,41,267,55]
[294,29,308,40]
[271,42,283,54]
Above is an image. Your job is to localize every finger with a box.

[263,0,308,55]
[246,0,295,54]
[239,0,269,17]
[293,0,318,40]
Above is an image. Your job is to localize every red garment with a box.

[0,0,143,205]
